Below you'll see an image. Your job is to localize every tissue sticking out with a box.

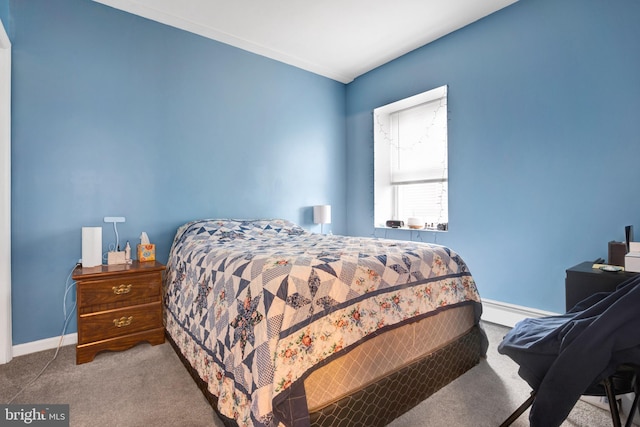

[140,232,150,245]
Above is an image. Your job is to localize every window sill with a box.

[374,226,447,233]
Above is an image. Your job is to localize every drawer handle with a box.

[112,284,133,295]
[113,316,133,328]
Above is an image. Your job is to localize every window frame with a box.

[373,85,448,231]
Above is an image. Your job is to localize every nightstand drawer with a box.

[77,272,162,308]
[78,302,162,344]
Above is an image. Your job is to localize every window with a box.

[374,85,448,230]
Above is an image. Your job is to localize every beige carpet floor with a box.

[0,322,628,426]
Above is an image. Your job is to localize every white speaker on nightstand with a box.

[82,226,102,267]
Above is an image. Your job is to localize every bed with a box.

[163,219,487,427]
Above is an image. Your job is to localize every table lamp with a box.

[313,205,331,234]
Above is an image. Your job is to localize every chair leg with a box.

[499,392,536,427]
[624,392,639,427]
[603,377,622,427]
[624,371,640,427]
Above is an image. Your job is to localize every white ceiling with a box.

[94,0,517,84]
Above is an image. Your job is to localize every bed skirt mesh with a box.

[309,325,484,426]
[166,325,484,427]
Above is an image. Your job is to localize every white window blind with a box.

[396,182,448,227]
[374,85,448,229]
[390,99,447,185]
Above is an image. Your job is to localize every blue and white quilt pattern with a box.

[164,219,481,427]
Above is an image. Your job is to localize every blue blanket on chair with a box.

[498,274,640,427]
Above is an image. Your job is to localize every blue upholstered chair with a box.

[498,275,640,427]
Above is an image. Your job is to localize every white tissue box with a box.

[625,253,640,272]
[107,251,126,265]
[137,244,155,262]
[625,242,640,272]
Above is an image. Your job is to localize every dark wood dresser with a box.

[72,260,165,364]
[565,261,638,311]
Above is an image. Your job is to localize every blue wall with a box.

[8,0,345,344]
[0,4,7,29]
[9,0,640,345]
[346,0,640,313]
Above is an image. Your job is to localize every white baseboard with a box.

[481,298,558,328]
[11,333,77,359]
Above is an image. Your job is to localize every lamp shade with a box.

[313,205,331,224]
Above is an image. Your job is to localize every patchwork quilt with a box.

[164,219,482,427]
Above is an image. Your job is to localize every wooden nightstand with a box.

[72,260,166,364]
